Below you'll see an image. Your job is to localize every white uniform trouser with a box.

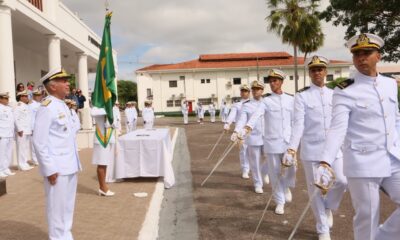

[132,119,137,131]
[210,113,215,123]
[31,138,38,164]
[266,153,296,205]
[16,134,31,168]
[347,158,400,240]
[247,145,264,188]
[125,121,131,132]
[144,120,154,129]
[239,144,249,173]
[44,173,78,240]
[0,137,13,173]
[302,159,347,234]
[183,114,188,124]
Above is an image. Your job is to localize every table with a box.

[113,128,175,188]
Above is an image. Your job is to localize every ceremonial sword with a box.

[206,130,225,160]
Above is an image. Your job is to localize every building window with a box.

[169,80,177,88]
[263,77,269,83]
[326,74,334,81]
[146,88,152,97]
[179,76,185,80]
[289,76,293,80]
[174,100,181,106]
[233,78,241,85]
[167,100,174,107]
[198,98,212,105]
[201,79,205,84]
[206,79,211,83]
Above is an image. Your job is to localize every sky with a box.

[63,0,352,83]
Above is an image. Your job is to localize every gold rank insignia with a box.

[41,99,51,106]
[58,113,65,119]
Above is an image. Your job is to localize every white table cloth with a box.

[114,128,175,188]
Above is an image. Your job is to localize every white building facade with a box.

[0,0,117,130]
[136,52,351,114]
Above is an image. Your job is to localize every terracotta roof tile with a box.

[137,52,351,72]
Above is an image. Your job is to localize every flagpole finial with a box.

[105,0,109,12]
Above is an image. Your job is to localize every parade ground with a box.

[0,116,397,240]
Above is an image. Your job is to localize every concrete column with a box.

[77,53,92,130]
[47,34,61,71]
[0,5,16,101]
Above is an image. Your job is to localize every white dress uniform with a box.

[124,107,133,132]
[208,104,216,122]
[197,104,205,119]
[235,98,264,189]
[132,106,138,130]
[321,71,400,240]
[226,99,250,175]
[247,92,296,205]
[113,106,122,134]
[14,101,33,169]
[29,100,41,165]
[220,103,228,122]
[91,107,116,166]
[33,95,81,240]
[70,109,81,134]
[181,102,189,124]
[288,83,347,235]
[142,107,155,129]
[0,102,15,176]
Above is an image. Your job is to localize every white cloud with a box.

[63,0,352,80]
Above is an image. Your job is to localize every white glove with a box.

[230,132,238,142]
[223,123,230,131]
[237,128,249,139]
[315,163,334,188]
[282,151,295,167]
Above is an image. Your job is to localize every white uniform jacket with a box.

[181,103,189,115]
[226,99,248,125]
[91,107,115,145]
[0,104,15,138]
[247,93,294,153]
[113,106,121,130]
[322,72,400,178]
[29,100,40,130]
[234,99,264,146]
[33,96,81,177]
[14,101,32,135]
[142,107,155,123]
[288,83,343,161]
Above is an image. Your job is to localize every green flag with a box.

[92,12,117,147]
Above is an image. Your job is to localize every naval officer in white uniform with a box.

[29,89,44,165]
[319,33,400,240]
[286,56,347,240]
[224,84,251,179]
[181,100,189,124]
[14,90,34,171]
[33,68,81,240]
[0,92,16,178]
[244,69,295,214]
[233,80,266,193]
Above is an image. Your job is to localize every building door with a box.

[188,102,193,113]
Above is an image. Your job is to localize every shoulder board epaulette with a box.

[264,93,272,97]
[380,72,395,79]
[243,99,251,104]
[285,92,294,96]
[41,99,51,106]
[336,78,355,90]
[297,86,310,93]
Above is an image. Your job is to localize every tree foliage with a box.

[321,0,400,62]
[266,0,324,91]
[117,80,137,105]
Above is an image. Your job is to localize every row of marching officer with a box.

[229,33,400,240]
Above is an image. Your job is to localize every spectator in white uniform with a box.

[14,90,34,171]
[0,92,16,178]
[33,68,82,240]
[29,89,43,166]
[181,100,189,124]
[197,102,205,124]
[286,55,347,240]
[208,103,216,123]
[233,80,266,194]
[124,102,134,132]
[113,101,122,135]
[320,33,400,240]
[224,84,251,179]
[91,107,116,197]
[142,100,155,129]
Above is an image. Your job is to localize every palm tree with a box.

[266,0,322,92]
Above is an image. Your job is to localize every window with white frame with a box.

[169,80,177,88]
[233,78,241,85]
[201,79,205,84]
[167,100,174,107]
[206,79,211,83]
